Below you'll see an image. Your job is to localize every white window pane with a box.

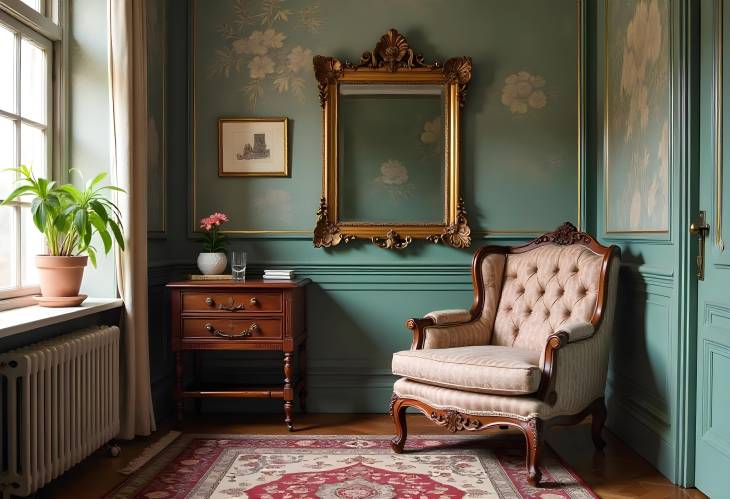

[21,206,42,284]
[20,0,41,13]
[0,117,16,199]
[0,206,16,288]
[20,38,45,124]
[0,24,15,113]
[20,123,44,175]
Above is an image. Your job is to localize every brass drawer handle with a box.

[204,297,245,312]
[249,297,258,305]
[204,322,259,339]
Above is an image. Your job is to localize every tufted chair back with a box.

[490,243,605,355]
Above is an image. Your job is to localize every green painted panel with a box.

[595,0,684,484]
[604,0,670,234]
[147,0,166,234]
[695,1,730,495]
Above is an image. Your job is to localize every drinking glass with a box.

[231,250,247,281]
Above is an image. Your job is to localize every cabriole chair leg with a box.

[522,418,543,486]
[390,396,408,453]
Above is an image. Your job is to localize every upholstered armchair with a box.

[389,223,620,485]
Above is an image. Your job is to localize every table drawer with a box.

[182,318,283,340]
[182,291,282,314]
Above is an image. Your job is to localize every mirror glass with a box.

[337,83,445,223]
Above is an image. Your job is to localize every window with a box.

[0,9,53,298]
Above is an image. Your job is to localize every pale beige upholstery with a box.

[426,309,472,325]
[392,243,619,422]
[392,345,541,395]
[492,244,603,354]
[422,253,505,349]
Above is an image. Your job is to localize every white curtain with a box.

[107,0,156,438]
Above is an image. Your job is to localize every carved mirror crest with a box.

[312,29,472,250]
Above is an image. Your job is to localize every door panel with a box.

[695,1,730,496]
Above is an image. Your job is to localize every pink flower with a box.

[199,212,229,231]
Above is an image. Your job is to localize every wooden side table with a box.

[167,278,310,430]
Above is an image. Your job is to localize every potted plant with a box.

[197,212,229,275]
[1,166,125,307]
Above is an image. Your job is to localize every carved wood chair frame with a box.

[312,29,472,250]
[389,222,621,485]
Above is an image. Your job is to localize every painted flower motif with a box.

[246,30,270,55]
[287,46,313,73]
[420,116,441,144]
[647,120,669,221]
[620,0,663,140]
[375,160,408,186]
[249,55,275,79]
[501,71,547,114]
[260,28,286,49]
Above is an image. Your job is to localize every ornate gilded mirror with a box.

[312,29,472,250]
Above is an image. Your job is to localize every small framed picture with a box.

[218,117,289,177]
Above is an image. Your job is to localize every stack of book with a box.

[263,269,295,280]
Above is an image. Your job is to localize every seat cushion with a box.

[392,345,542,396]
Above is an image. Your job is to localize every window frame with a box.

[0,0,62,306]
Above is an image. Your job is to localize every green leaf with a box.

[73,209,88,237]
[0,185,34,205]
[98,185,127,193]
[86,246,97,268]
[88,172,107,190]
[89,212,112,253]
[89,200,108,222]
[108,219,125,251]
[58,184,83,203]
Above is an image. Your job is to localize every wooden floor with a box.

[38,413,707,499]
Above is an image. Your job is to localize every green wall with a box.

[147,0,589,416]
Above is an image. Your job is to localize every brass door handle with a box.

[690,211,710,280]
[204,322,259,338]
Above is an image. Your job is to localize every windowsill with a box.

[0,298,123,339]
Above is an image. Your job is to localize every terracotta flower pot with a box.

[35,255,88,298]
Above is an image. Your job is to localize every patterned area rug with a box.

[106,434,597,499]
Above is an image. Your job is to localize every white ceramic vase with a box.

[197,252,227,275]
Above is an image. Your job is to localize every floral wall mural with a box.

[208,0,321,107]
[605,0,670,233]
[192,0,582,234]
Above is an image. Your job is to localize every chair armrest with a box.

[406,310,473,350]
[556,322,594,343]
[536,322,595,402]
[425,309,472,325]
[405,317,435,350]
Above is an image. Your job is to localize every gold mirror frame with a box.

[312,29,472,250]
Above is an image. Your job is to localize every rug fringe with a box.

[118,430,182,475]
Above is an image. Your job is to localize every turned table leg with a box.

[298,340,307,413]
[284,352,294,431]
